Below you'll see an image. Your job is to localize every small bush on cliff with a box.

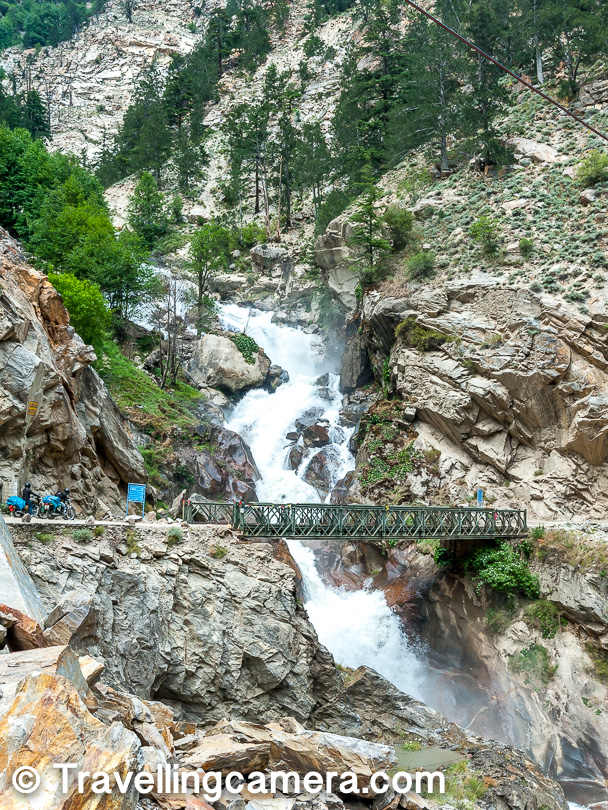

[467,542,540,599]
[167,526,183,548]
[407,250,435,280]
[72,528,93,544]
[509,643,557,687]
[576,150,608,188]
[209,544,228,559]
[384,205,414,251]
[524,600,562,639]
[585,643,608,684]
[470,216,500,257]
[395,316,451,352]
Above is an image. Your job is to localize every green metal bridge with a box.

[183,501,527,546]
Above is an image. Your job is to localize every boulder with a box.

[300,421,331,448]
[43,590,96,647]
[250,245,293,280]
[0,515,46,623]
[314,219,358,312]
[189,333,271,393]
[0,603,48,651]
[580,188,597,206]
[507,137,559,163]
[267,364,290,391]
[303,451,334,498]
[287,445,305,471]
[0,671,141,809]
[340,328,373,393]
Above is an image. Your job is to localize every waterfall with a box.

[219,303,425,698]
[286,539,425,701]
[220,303,354,503]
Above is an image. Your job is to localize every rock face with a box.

[340,326,373,393]
[4,523,570,810]
[189,333,271,393]
[0,515,46,622]
[314,218,359,313]
[0,229,145,515]
[361,282,608,519]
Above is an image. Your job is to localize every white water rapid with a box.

[220,303,354,502]
[219,302,426,699]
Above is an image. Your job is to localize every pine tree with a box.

[128,172,169,247]
[348,163,390,284]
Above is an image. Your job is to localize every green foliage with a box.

[314,190,351,235]
[48,273,110,353]
[189,222,231,333]
[530,525,545,540]
[470,216,500,257]
[302,32,325,58]
[94,525,105,537]
[128,172,169,247]
[348,163,390,283]
[0,0,106,51]
[383,205,414,251]
[167,526,184,548]
[407,250,436,280]
[125,529,141,555]
[524,600,562,639]
[576,150,608,188]
[395,316,451,352]
[467,542,541,599]
[585,643,608,684]
[98,341,200,437]
[519,237,534,258]
[210,544,228,559]
[35,532,54,544]
[231,333,260,365]
[72,528,93,544]
[0,87,50,138]
[509,643,557,687]
[486,604,517,634]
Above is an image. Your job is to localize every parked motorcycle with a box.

[39,495,76,521]
[6,494,40,518]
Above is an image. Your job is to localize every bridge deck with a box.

[183,501,527,541]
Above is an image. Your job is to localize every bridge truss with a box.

[183,501,527,543]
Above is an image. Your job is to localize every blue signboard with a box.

[126,483,147,518]
[477,488,483,508]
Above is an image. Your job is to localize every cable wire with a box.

[401,0,608,145]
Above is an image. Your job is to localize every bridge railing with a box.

[184,500,527,541]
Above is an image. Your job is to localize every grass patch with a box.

[94,525,105,537]
[421,761,486,807]
[125,529,141,555]
[534,529,608,573]
[167,526,184,548]
[209,544,228,559]
[485,603,517,634]
[509,643,557,687]
[395,316,453,352]
[72,528,93,544]
[98,342,202,437]
[35,532,54,544]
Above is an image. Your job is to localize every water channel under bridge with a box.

[183,501,527,551]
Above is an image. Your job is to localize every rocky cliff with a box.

[0,228,146,514]
[1,519,569,810]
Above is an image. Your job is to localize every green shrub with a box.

[230,333,260,365]
[509,643,557,686]
[486,605,516,634]
[525,600,561,639]
[407,250,436,280]
[48,272,111,353]
[467,542,540,598]
[395,316,451,352]
[125,529,141,555]
[576,150,608,188]
[530,281,542,292]
[167,526,184,548]
[72,528,93,544]
[383,205,414,251]
[519,237,534,258]
[530,525,545,540]
[35,532,53,544]
[314,190,351,235]
[470,216,500,257]
[210,544,228,559]
[303,32,324,57]
[585,643,608,684]
[93,525,105,537]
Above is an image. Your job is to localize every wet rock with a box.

[286,432,300,442]
[189,333,271,393]
[300,421,331,448]
[303,450,333,498]
[288,445,305,471]
[267,364,290,391]
[316,373,330,386]
[318,387,337,402]
[340,328,373,393]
